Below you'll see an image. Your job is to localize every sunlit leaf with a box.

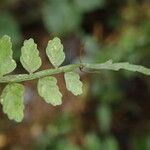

[46,37,65,67]
[20,39,42,73]
[38,76,62,106]
[0,35,16,77]
[64,71,83,95]
[1,83,25,122]
[20,38,42,73]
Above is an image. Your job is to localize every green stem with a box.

[0,64,81,83]
[0,61,150,83]
[83,61,150,75]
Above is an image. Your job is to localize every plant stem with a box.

[0,64,81,83]
[0,61,150,83]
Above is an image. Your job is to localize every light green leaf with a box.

[84,60,150,75]
[1,83,25,122]
[38,76,62,106]
[20,38,42,73]
[64,71,83,95]
[46,37,65,68]
[0,35,16,76]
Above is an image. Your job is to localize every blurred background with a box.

[0,0,150,150]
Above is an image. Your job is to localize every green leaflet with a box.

[64,71,83,96]
[46,37,65,68]
[38,76,62,106]
[1,83,25,122]
[0,35,16,76]
[84,60,150,75]
[20,38,42,73]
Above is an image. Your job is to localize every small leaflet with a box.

[1,83,25,122]
[64,71,83,96]
[46,37,65,68]
[0,35,16,76]
[20,38,42,73]
[38,76,62,106]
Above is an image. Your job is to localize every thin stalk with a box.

[0,61,150,83]
[0,64,81,83]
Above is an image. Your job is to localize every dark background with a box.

[0,0,150,149]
